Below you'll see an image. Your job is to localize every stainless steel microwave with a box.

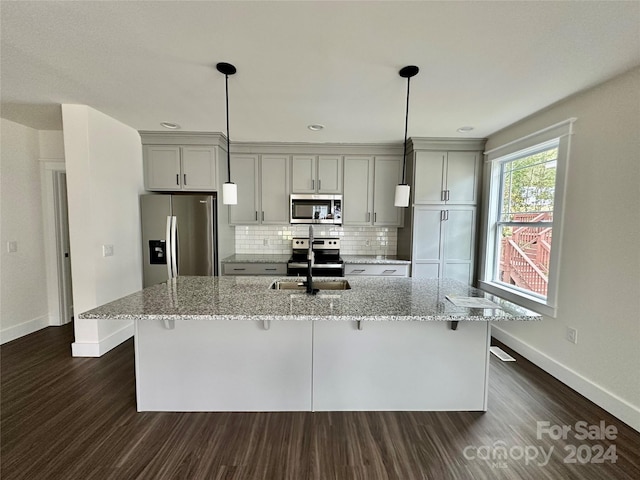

[290,194,342,225]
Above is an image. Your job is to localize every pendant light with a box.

[394,65,419,207]
[217,62,238,205]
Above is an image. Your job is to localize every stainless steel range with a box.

[287,237,344,277]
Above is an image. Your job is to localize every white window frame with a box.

[478,119,575,317]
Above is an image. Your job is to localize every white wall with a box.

[0,119,50,343]
[62,105,145,357]
[485,68,640,430]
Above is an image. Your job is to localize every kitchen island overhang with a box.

[79,276,540,412]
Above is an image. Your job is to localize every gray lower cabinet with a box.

[411,206,476,284]
[344,263,409,277]
[223,263,287,275]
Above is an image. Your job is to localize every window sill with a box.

[477,280,556,318]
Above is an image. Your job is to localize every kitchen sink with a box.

[269,280,351,291]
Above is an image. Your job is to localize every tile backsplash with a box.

[234,225,397,255]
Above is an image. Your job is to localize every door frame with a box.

[53,170,73,324]
[41,160,73,325]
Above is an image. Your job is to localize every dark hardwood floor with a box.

[1,323,639,480]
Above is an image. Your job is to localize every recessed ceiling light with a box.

[457,126,474,133]
[308,124,325,131]
[160,122,180,130]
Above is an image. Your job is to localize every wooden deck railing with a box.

[500,212,552,296]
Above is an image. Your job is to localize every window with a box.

[480,119,575,317]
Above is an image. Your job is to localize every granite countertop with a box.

[222,254,411,265]
[79,276,541,322]
[221,254,291,263]
[341,255,411,265]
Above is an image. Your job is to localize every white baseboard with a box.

[491,325,640,433]
[0,314,50,345]
[72,321,134,357]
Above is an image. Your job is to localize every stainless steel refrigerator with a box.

[140,194,218,288]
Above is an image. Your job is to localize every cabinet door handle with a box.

[233,268,246,271]
[441,210,446,221]
[382,269,397,274]
[311,179,315,190]
[441,190,446,201]
[318,179,321,190]
[445,210,449,221]
[265,268,277,271]
[183,174,187,185]
[255,211,258,221]
[445,190,450,201]
[261,211,265,221]
[351,269,366,273]
[374,212,377,223]
[367,212,371,222]
[176,174,180,186]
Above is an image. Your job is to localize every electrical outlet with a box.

[102,244,114,257]
[566,327,578,344]
[7,241,18,253]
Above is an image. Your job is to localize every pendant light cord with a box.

[225,73,231,184]
[401,76,411,185]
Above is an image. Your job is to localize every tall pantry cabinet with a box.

[397,138,485,285]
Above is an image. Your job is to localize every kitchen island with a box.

[80,276,540,412]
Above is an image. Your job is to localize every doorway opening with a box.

[53,171,73,324]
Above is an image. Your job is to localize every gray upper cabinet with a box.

[229,154,260,224]
[343,156,373,225]
[413,151,479,204]
[260,155,290,224]
[181,147,218,191]
[292,155,342,193]
[343,155,403,227]
[144,145,217,191]
[372,156,403,226]
[229,154,290,225]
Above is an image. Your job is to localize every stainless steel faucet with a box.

[306,225,318,294]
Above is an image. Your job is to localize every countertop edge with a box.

[79,313,540,322]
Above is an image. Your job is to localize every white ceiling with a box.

[1,1,639,143]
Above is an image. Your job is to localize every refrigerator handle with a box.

[171,216,178,278]
[165,216,173,280]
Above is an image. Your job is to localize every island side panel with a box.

[134,319,313,412]
[312,320,490,411]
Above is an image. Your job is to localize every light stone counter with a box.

[81,276,540,412]
[79,276,540,322]
[220,254,291,264]
[341,255,411,265]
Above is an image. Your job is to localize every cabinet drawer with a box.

[344,264,409,277]
[223,263,287,276]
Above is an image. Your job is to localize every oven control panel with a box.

[292,237,340,251]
